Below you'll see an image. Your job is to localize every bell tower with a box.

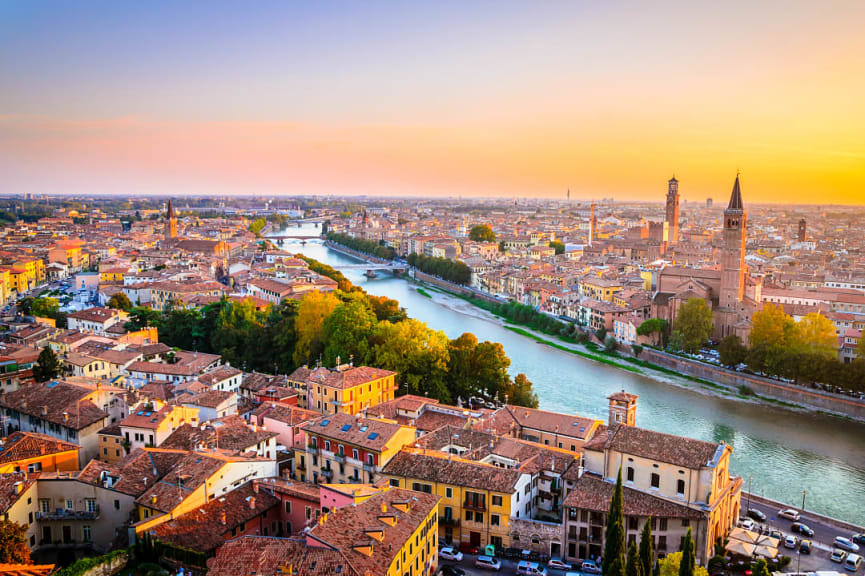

[608,391,638,427]
[720,174,746,311]
[665,176,680,245]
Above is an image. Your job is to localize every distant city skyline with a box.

[2,1,864,203]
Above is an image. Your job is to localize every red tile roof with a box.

[0,432,79,464]
[562,472,704,519]
[206,535,359,576]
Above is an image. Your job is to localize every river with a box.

[270,226,865,526]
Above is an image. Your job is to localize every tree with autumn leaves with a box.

[0,519,31,565]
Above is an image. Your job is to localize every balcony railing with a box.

[320,468,333,478]
[440,517,460,527]
[362,463,376,473]
[463,500,486,511]
[307,446,319,455]
[334,453,346,463]
[38,507,100,521]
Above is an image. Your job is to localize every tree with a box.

[638,517,654,576]
[371,319,451,402]
[503,373,539,408]
[750,303,798,350]
[293,291,340,367]
[0,519,31,564]
[321,299,378,366]
[627,543,644,576]
[658,553,708,576]
[675,298,713,353]
[16,297,34,316]
[751,559,770,576]
[124,306,163,331]
[31,297,59,318]
[549,240,566,255]
[469,224,496,242]
[605,335,618,353]
[637,319,669,347]
[796,312,837,359]
[107,292,133,311]
[678,528,695,576]
[718,335,747,368]
[33,347,63,382]
[603,468,626,576]
[858,334,865,360]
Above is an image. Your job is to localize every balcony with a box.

[38,507,100,521]
[462,500,486,511]
[440,517,460,527]
[320,468,333,479]
[334,453,346,463]
[307,446,319,455]
[362,463,376,473]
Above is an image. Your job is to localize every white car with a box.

[778,508,801,521]
[548,558,573,571]
[581,560,603,574]
[439,547,463,562]
[784,535,798,549]
[835,537,861,553]
[739,518,756,531]
[475,556,502,571]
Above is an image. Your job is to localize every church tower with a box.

[588,202,596,247]
[720,174,746,314]
[608,391,638,427]
[665,176,680,245]
[165,200,177,245]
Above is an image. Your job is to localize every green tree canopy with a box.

[469,224,496,242]
[679,527,695,576]
[718,335,747,368]
[639,517,654,576]
[627,542,644,576]
[503,373,539,408]
[33,346,63,382]
[107,292,133,311]
[371,319,451,402]
[321,299,378,366]
[674,298,713,353]
[549,240,565,255]
[293,291,340,367]
[637,318,669,346]
[31,297,60,318]
[658,553,708,576]
[603,468,626,576]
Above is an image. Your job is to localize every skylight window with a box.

[340,424,351,432]
[368,432,379,440]
[320,419,330,427]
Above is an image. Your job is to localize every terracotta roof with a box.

[206,535,359,576]
[152,482,280,553]
[77,448,185,497]
[182,389,234,409]
[256,404,320,428]
[562,472,704,519]
[381,449,523,493]
[504,405,599,440]
[161,416,276,453]
[302,413,408,452]
[135,451,226,513]
[198,365,242,386]
[0,472,35,513]
[310,488,440,576]
[585,424,722,469]
[0,564,56,576]
[0,431,79,464]
[305,366,396,391]
[0,381,107,430]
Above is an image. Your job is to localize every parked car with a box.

[581,560,603,574]
[799,540,812,554]
[853,534,865,546]
[769,530,785,541]
[845,554,862,572]
[778,509,801,521]
[747,509,767,522]
[792,523,815,537]
[439,566,466,576]
[784,535,798,549]
[457,542,480,555]
[517,560,548,575]
[475,556,502,571]
[548,558,573,571]
[739,518,757,531]
[835,537,861,553]
[833,550,850,564]
[439,547,463,562]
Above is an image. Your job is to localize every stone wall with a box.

[509,517,564,556]
[641,348,865,421]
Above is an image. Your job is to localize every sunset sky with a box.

[2,1,864,203]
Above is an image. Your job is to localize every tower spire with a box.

[727,173,743,212]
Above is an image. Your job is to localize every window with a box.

[66,499,73,511]
[285,501,292,514]
[114,500,120,510]
[40,499,50,513]
[324,440,331,451]
[677,479,686,496]
[658,536,667,551]
[366,454,374,466]
[445,487,453,499]
[650,473,660,489]
[86,499,97,513]
[626,467,634,482]
[492,495,503,506]
[681,519,690,527]
[83,526,91,542]
[491,514,500,526]
[628,517,638,530]
[389,478,399,487]
[352,448,359,460]
[659,518,668,531]
[286,521,292,534]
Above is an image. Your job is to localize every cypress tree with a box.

[679,527,695,576]
[603,468,627,576]
[639,518,654,576]
[626,542,644,576]
[653,559,660,576]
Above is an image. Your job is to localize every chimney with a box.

[41,405,47,416]
[248,496,256,509]
[381,503,387,514]
[253,482,259,494]
[151,495,157,505]
[13,481,22,494]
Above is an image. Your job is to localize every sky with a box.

[1,1,864,203]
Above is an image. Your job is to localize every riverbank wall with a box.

[640,348,865,421]
[323,240,389,264]
[411,270,504,305]
[743,492,864,533]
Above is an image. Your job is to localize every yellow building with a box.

[298,413,416,485]
[0,431,80,474]
[310,487,441,576]
[381,449,530,551]
[302,365,398,416]
[579,277,623,301]
[99,268,126,284]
